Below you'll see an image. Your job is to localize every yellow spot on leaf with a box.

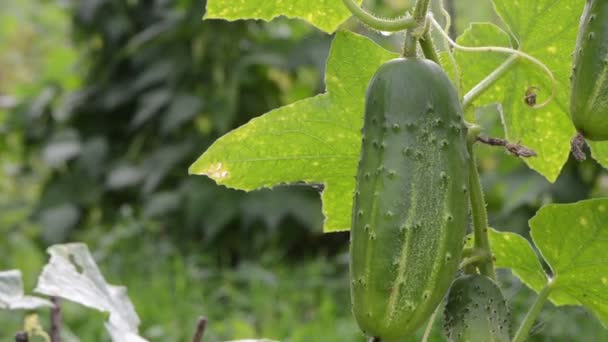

[547,46,557,54]
[580,217,588,226]
[204,162,229,181]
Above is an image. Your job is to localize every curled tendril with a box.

[429,14,557,109]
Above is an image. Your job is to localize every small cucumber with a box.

[443,274,511,342]
[350,58,470,341]
[570,0,608,141]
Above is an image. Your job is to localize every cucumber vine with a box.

[4,0,608,341]
[428,15,557,109]
[189,1,608,342]
[340,0,416,32]
[342,1,560,341]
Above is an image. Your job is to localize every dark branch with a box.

[193,316,208,342]
[15,331,28,342]
[476,136,537,158]
[50,297,61,342]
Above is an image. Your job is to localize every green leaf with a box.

[454,0,584,182]
[205,0,361,33]
[529,199,608,326]
[189,31,397,232]
[466,228,578,306]
[588,141,608,168]
[486,228,547,296]
[470,200,608,325]
[454,23,510,106]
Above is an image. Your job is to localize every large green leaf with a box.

[476,200,608,326]
[529,199,608,326]
[475,228,577,306]
[189,31,397,232]
[205,0,361,33]
[484,228,547,296]
[454,0,584,182]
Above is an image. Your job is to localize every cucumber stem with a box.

[466,141,496,280]
[403,33,418,57]
[512,281,554,342]
[413,0,431,20]
[403,0,432,57]
[419,30,441,65]
[341,0,416,32]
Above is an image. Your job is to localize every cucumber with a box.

[443,274,511,342]
[570,0,608,141]
[350,57,470,341]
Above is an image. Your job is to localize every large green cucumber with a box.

[570,0,608,141]
[443,274,511,342]
[350,58,469,341]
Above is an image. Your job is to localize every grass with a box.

[1,221,607,341]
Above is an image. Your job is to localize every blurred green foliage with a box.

[1,0,608,341]
[4,0,336,255]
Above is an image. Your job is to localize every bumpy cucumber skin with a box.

[350,58,469,341]
[570,0,608,141]
[443,274,510,342]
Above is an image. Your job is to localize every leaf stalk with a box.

[429,15,557,109]
[462,55,518,109]
[512,281,554,342]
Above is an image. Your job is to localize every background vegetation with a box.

[1,0,607,341]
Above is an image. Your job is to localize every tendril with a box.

[429,14,557,109]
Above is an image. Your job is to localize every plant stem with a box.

[422,303,441,342]
[476,136,537,158]
[341,0,416,32]
[466,142,496,280]
[403,32,418,57]
[420,30,441,65]
[513,281,554,342]
[50,297,61,342]
[462,55,517,109]
[403,0,432,57]
[429,15,556,109]
[458,253,488,270]
[414,0,431,20]
[193,316,208,342]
